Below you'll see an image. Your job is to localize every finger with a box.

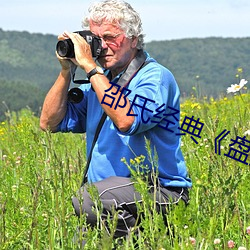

[63,30,70,37]
[55,51,79,66]
[55,51,64,59]
[65,31,86,43]
[64,30,76,40]
[57,31,70,40]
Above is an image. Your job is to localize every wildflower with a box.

[191,103,201,109]
[196,180,201,185]
[228,240,235,248]
[135,157,141,164]
[12,185,17,192]
[130,159,135,165]
[246,226,250,235]
[237,67,243,73]
[42,213,48,221]
[227,79,248,93]
[243,130,250,136]
[20,207,25,214]
[189,237,196,246]
[214,238,221,244]
[238,247,246,250]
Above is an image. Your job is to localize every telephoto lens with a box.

[56,39,75,58]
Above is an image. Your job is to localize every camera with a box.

[56,30,102,58]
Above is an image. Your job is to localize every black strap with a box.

[81,112,107,186]
[115,49,147,88]
[81,50,150,186]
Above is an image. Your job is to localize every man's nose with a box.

[101,38,109,49]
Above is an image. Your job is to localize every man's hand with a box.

[56,33,79,71]
[62,31,96,73]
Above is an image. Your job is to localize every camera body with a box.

[56,30,102,58]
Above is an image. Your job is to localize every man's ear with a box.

[131,36,139,49]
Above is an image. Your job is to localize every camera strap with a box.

[81,50,150,186]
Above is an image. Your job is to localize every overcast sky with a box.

[1,0,250,42]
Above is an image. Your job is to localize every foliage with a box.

[0,28,60,90]
[0,90,250,249]
[145,37,250,98]
[0,29,61,121]
[0,79,46,121]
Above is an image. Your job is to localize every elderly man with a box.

[40,0,192,242]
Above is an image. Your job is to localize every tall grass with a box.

[0,92,250,249]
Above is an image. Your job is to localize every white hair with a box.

[82,0,145,49]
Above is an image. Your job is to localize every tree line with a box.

[0,28,249,120]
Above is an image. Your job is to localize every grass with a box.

[0,91,250,249]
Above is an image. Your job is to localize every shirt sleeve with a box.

[118,62,180,136]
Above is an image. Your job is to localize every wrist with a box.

[87,66,104,80]
[78,58,96,73]
[83,63,97,74]
[60,68,71,80]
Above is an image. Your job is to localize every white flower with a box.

[227,79,248,93]
[214,238,221,244]
[189,237,196,245]
[238,247,247,250]
[20,207,25,214]
[243,130,250,136]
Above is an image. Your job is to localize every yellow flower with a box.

[237,67,243,73]
[135,157,141,164]
[130,159,135,165]
[191,103,201,109]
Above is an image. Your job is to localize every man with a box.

[40,0,192,242]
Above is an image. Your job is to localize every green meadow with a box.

[0,87,249,249]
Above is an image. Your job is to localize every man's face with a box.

[89,20,137,72]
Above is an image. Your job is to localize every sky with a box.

[1,0,250,42]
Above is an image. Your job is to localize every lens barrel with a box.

[56,39,75,58]
[68,88,84,103]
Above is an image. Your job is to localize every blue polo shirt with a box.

[58,52,192,188]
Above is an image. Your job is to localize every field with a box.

[0,87,250,249]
